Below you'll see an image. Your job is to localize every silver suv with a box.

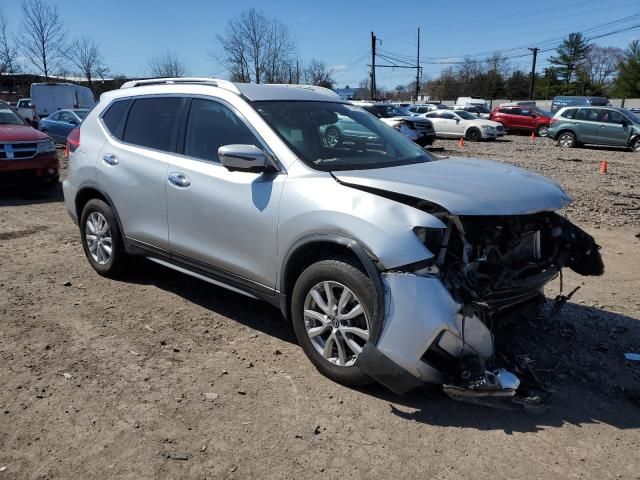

[63,78,603,408]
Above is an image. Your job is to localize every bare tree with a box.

[148,51,187,78]
[66,37,108,86]
[583,45,624,91]
[20,0,66,78]
[303,59,335,88]
[0,10,18,75]
[215,8,296,84]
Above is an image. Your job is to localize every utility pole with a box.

[528,47,538,100]
[371,31,377,99]
[415,27,420,101]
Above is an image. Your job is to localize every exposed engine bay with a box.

[414,212,604,411]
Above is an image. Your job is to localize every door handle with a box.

[102,153,118,165]
[168,172,191,188]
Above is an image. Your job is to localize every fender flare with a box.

[279,233,386,343]
[75,182,126,242]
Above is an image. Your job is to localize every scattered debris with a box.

[204,392,219,401]
[624,353,640,361]
[230,465,237,472]
[144,325,155,333]
[0,466,6,472]
[62,372,72,380]
[313,424,321,435]
[166,452,189,461]
[273,349,282,355]
[63,281,72,287]
[201,445,207,452]
[237,390,246,395]
[129,350,139,356]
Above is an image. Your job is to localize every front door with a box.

[596,109,631,147]
[166,97,284,290]
[574,108,601,144]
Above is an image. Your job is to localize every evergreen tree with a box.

[548,32,591,84]
[614,40,640,98]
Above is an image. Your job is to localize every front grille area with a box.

[414,122,434,133]
[0,143,39,160]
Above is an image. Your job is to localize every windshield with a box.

[625,110,640,123]
[0,107,26,125]
[254,101,434,171]
[456,111,478,120]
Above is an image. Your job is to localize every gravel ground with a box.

[0,144,639,479]
[434,134,640,228]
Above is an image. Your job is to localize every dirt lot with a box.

[1,135,639,479]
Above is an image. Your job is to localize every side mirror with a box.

[218,144,271,172]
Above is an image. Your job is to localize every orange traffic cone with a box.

[530,131,536,140]
[458,137,464,147]
[600,160,608,174]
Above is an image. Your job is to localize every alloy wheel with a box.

[85,212,112,265]
[559,133,574,148]
[303,281,370,367]
[537,125,549,137]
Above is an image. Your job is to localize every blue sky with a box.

[2,0,639,88]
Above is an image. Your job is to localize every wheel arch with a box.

[75,185,126,242]
[279,234,385,342]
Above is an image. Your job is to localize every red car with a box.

[489,105,552,137]
[0,100,59,189]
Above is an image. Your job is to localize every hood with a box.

[332,157,572,215]
[0,124,49,142]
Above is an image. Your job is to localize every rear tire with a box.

[291,256,375,387]
[557,131,576,148]
[80,199,127,278]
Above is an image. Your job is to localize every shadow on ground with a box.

[0,182,63,206]
[116,259,640,432]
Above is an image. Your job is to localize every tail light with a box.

[66,127,80,159]
[550,117,558,125]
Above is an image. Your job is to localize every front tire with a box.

[536,124,549,137]
[466,127,481,142]
[291,257,375,386]
[80,199,127,278]
[557,131,576,148]
[631,137,640,152]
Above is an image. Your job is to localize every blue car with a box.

[38,109,88,143]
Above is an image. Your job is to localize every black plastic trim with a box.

[356,342,423,395]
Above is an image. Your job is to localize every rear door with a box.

[574,108,600,144]
[596,109,631,146]
[97,95,185,251]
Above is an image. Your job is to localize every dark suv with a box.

[490,105,552,137]
[548,106,640,150]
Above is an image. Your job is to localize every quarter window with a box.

[122,97,184,152]
[101,100,130,139]
[184,98,260,163]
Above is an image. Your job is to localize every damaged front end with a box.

[358,211,604,411]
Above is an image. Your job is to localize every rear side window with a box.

[101,100,130,138]
[122,97,184,151]
[184,98,259,163]
[561,108,578,119]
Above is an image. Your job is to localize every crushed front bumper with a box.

[356,272,494,394]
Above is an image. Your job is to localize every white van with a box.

[30,83,96,120]
[456,96,489,109]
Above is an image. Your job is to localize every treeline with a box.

[390,33,640,101]
[0,2,337,91]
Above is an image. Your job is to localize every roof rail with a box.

[120,77,241,95]
[265,83,341,98]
